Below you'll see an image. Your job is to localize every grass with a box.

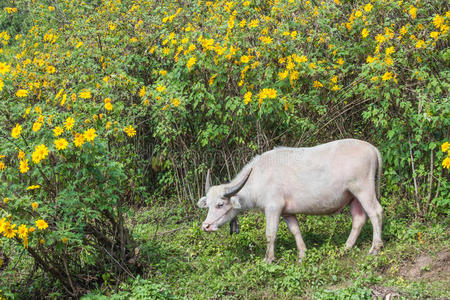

[82,203,450,299]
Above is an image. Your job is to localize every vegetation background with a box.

[0,0,448,298]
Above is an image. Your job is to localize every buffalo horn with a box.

[224,169,252,198]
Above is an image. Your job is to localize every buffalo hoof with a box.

[368,240,383,255]
[264,256,274,264]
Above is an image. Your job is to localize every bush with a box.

[0,0,448,297]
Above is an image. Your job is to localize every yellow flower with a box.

[361,28,369,38]
[32,144,49,164]
[442,157,450,169]
[364,3,373,12]
[337,58,344,65]
[415,40,425,48]
[248,19,259,28]
[244,91,252,104]
[32,202,38,211]
[442,142,450,152]
[18,150,25,160]
[385,46,395,56]
[156,84,166,92]
[209,74,217,85]
[433,14,444,29]
[382,72,393,81]
[83,128,97,142]
[26,185,40,190]
[79,89,92,99]
[74,133,85,147]
[366,55,376,63]
[399,26,407,35]
[17,224,28,239]
[331,85,340,91]
[171,98,180,107]
[53,126,64,136]
[313,80,323,88]
[3,222,17,239]
[385,56,394,66]
[16,89,29,97]
[65,117,75,130]
[0,62,11,74]
[240,55,250,63]
[47,65,56,74]
[19,159,29,173]
[430,31,439,39]
[0,161,5,171]
[265,88,277,99]
[187,56,197,70]
[331,76,338,83]
[11,123,22,138]
[105,102,113,111]
[139,86,146,97]
[124,125,137,137]
[54,138,68,150]
[36,219,49,230]
[409,6,417,20]
[31,122,42,132]
[278,69,289,80]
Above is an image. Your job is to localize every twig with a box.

[426,149,434,215]
[103,247,135,279]
[408,135,420,213]
[157,226,186,236]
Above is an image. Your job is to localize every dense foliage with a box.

[0,0,448,297]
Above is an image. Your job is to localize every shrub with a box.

[0,0,448,296]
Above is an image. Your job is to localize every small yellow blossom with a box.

[313,80,323,88]
[124,125,137,137]
[74,133,85,147]
[442,142,450,152]
[139,87,146,97]
[171,98,180,107]
[19,159,29,173]
[54,138,69,150]
[11,124,22,138]
[382,72,393,81]
[26,185,40,190]
[32,202,38,211]
[409,6,417,20]
[53,126,64,136]
[83,128,97,142]
[36,219,48,230]
[32,144,49,164]
[442,157,450,169]
[16,89,29,97]
[79,89,92,99]
[18,150,25,160]
[187,56,197,70]
[361,28,369,38]
[156,84,166,92]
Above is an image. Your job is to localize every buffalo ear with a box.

[197,197,207,208]
[230,196,241,209]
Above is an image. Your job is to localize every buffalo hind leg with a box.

[352,190,383,254]
[344,199,367,250]
[283,215,307,262]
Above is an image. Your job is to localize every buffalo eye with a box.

[217,203,224,208]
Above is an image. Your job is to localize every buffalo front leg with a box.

[264,208,281,263]
[283,215,307,262]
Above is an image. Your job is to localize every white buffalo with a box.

[198,139,383,263]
